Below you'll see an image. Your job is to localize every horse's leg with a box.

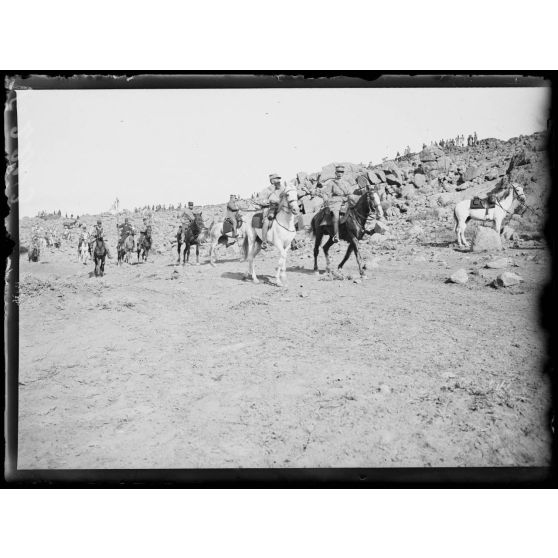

[456,216,468,247]
[249,238,259,284]
[313,230,322,273]
[275,243,288,286]
[338,243,354,270]
[195,242,200,264]
[323,236,334,274]
[209,240,216,267]
[350,237,367,278]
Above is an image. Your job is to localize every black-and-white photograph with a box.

[6,75,552,474]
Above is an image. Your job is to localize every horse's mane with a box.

[344,191,371,237]
[486,177,512,201]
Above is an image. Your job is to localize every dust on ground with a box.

[17,232,551,468]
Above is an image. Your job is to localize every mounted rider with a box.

[225,194,242,238]
[255,173,286,250]
[139,217,152,240]
[320,165,354,243]
[181,201,196,230]
[89,218,111,258]
[117,217,135,248]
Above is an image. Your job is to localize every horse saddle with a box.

[470,197,495,210]
[317,206,348,227]
[223,217,242,235]
[251,212,264,229]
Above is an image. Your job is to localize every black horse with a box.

[310,186,381,278]
[93,237,108,277]
[137,232,152,262]
[179,218,207,265]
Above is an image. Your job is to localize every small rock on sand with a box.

[486,257,509,269]
[448,268,468,284]
[493,272,523,287]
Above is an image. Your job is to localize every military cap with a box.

[335,165,345,172]
[188,201,194,207]
[269,173,281,180]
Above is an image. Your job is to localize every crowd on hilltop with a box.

[422,132,479,151]
[393,132,480,161]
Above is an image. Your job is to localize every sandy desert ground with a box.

[16,227,551,469]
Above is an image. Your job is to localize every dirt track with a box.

[17,232,551,469]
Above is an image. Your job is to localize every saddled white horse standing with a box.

[453,179,526,248]
[240,184,299,286]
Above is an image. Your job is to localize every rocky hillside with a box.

[17,130,549,257]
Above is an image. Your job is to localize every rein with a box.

[273,191,298,233]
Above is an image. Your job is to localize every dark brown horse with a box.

[93,237,107,277]
[137,232,152,262]
[179,218,207,265]
[310,186,383,278]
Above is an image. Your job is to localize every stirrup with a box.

[261,241,268,250]
[332,235,339,243]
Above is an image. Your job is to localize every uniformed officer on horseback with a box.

[117,217,135,247]
[225,194,241,238]
[181,201,196,229]
[256,173,285,250]
[321,165,353,243]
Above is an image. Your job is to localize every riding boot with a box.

[332,213,340,243]
[261,220,269,249]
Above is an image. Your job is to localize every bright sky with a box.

[16,87,550,217]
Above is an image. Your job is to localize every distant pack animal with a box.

[310,185,384,278]
[453,179,526,248]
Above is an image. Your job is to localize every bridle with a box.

[274,189,299,232]
[495,183,526,217]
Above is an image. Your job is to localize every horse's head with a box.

[280,184,299,216]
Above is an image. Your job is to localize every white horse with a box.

[240,184,299,286]
[207,218,249,267]
[453,180,526,248]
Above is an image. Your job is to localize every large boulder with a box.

[400,184,416,199]
[374,169,387,183]
[437,156,451,173]
[413,173,426,188]
[385,173,403,186]
[501,225,517,241]
[471,226,502,252]
[506,149,531,173]
[462,164,481,182]
[420,146,444,162]
[367,170,381,185]
[374,220,389,235]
